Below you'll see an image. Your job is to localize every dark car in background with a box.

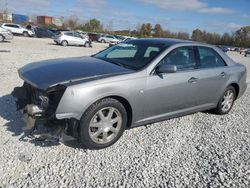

[34,27,56,38]
[217,45,229,53]
[88,33,101,42]
[245,49,250,57]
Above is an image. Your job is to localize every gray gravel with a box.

[0,37,249,188]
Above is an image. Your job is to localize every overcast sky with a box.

[0,0,249,33]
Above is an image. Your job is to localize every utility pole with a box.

[3,0,10,23]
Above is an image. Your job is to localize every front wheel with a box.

[84,42,90,48]
[0,35,4,42]
[61,40,68,46]
[79,98,127,149]
[213,86,236,115]
[23,32,29,37]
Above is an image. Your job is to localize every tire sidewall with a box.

[217,86,236,115]
[61,40,68,46]
[0,35,4,42]
[84,42,90,48]
[79,99,127,149]
[23,32,28,37]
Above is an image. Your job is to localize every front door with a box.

[144,46,199,120]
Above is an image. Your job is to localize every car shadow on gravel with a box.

[0,94,65,148]
[0,94,25,136]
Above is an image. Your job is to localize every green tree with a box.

[140,23,152,37]
[177,32,190,40]
[64,15,79,30]
[153,24,163,37]
[235,26,250,47]
[82,19,103,32]
[191,29,204,42]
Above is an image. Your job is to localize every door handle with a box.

[220,72,226,77]
[188,77,198,83]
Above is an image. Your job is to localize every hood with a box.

[19,57,133,90]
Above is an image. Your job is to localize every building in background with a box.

[52,17,64,27]
[12,13,29,24]
[0,13,12,23]
[37,16,52,25]
[0,13,3,22]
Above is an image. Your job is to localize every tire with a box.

[79,98,127,149]
[61,40,68,46]
[23,32,29,37]
[0,35,4,42]
[101,39,105,43]
[84,42,90,48]
[213,86,236,115]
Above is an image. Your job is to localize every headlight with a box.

[38,95,49,109]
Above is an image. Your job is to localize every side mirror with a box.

[156,64,177,74]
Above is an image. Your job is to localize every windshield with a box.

[94,41,166,70]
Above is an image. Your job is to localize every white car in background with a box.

[98,35,120,43]
[54,31,92,47]
[1,23,34,37]
[0,26,13,42]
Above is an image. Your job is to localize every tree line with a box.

[63,16,250,48]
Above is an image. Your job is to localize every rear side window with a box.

[4,24,14,27]
[160,46,196,71]
[198,47,226,68]
[65,32,74,37]
[74,32,82,38]
[144,47,160,58]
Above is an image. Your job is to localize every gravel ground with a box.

[0,37,249,188]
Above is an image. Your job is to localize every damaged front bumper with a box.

[12,82,66,132]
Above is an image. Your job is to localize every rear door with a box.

[74,32,85,45]
[144,46,200,119]
[194,46,228,106]
[64,32,76,45]
[15,25,23,34]
[3,24,15,33]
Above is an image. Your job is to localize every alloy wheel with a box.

[221,89,234,112]
[89,107,122,144]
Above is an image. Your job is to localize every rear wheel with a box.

[0,35,4,42]
[84,42,90,48]
[101,39,105,43]
[61,40,68,46]
[79,98,127,149]
[213,86,236,115]
[23,31,29,37]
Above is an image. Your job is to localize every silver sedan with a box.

[0,26,13,42]
[12,38,247,149]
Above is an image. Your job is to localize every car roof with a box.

[129,38,201,47]
[3,23,19,26]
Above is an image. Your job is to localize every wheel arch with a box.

[229,82,239,99]
[0,34,5,41]
[99,95,133,128]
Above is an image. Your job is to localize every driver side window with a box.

[160,46,196,71]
